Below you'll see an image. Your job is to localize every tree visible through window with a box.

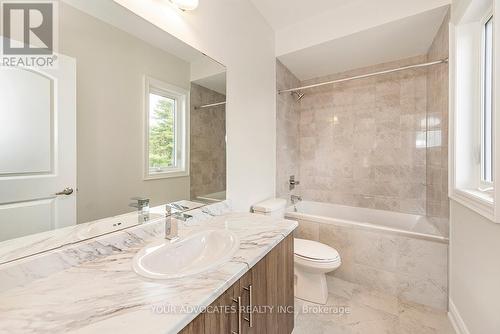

[144,77,187,180]
[149,93,176,172]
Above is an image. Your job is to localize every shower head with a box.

[291,91,305,101]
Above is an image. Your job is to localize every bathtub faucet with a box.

[291,195,302,205]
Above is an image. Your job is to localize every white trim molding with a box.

[449,0,499,223]
[450,189,494,221]
[142,76,190,181]
[448,299,471,334]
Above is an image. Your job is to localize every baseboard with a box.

[448,299,471,334]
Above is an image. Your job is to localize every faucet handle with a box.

[289,175,300,190]
[170,203,189,211]
[174,212,193,222]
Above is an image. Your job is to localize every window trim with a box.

[450,2,497,222]
[143,76,190,180]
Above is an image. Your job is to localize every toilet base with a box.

[294,268,329,305]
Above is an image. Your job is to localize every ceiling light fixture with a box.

[169,0,199,11]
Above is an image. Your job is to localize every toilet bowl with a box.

[252,198,342,305]
[294,238,341,304]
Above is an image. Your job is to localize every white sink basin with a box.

[132,230,240,279]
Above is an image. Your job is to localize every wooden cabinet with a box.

[179,234,294,334]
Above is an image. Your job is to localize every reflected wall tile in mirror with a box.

[190,83,227,203]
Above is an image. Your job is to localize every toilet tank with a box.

[252,198,287,218]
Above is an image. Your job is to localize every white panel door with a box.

[0,56,76,242]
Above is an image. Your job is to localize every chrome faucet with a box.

[291,195,302,213]
[291,195,302,205]
[165,205,193,242]
[130,198,150,222]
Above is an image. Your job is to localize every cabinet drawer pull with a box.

[243,284,253,327]
[231,296,242,334]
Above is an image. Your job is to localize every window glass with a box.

[482,16,493,184]
[148,93,176,173]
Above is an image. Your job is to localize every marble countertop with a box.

[0,200,205,265]
[0,205,298,334]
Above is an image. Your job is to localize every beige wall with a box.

[113,0,276,212]
[60,4,191,223]
[449,201,500,333]
[190,83,226,199]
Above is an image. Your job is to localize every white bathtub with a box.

[286,200,449,309]
[286,201,448,243]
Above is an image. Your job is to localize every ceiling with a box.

[250,0,450,80]
[278,6,448,81]
[62,0,226,93]
[63,0,207,63]
[249,0,352,31]
[192,72,226,96]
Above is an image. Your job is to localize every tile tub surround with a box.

[295,55,430,216]
[293,219,448,310]
[277,59,301,200]
[190,83,227,200]
[276,11,450,220]
[426,10,450,219]
[0,202,298,334]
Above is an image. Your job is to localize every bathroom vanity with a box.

[0,203,297,334]
[180,234,294,334]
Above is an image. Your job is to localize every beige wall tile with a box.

[311,221,449,309]
[426,10,449,219]
[293,220,320,241]
[190,83,226,200]
[276,60,301,200]
[283,55,438,216]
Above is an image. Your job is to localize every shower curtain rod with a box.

[194,101,226,110]
[278,58,448,94]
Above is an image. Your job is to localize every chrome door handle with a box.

[231,296,242,334]
[56,187,74,196]
[243,285,253,327]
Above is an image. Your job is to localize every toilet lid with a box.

[294,238,340,262]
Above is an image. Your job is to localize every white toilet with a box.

[253,199,341,305]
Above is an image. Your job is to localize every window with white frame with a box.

[144,77,189,179]
[451,0,495,220]
[481,15,493,189]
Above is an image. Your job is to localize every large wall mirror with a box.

[0,0,226,263]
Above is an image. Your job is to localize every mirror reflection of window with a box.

[148,93,176,172]
[144,78,189,180]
